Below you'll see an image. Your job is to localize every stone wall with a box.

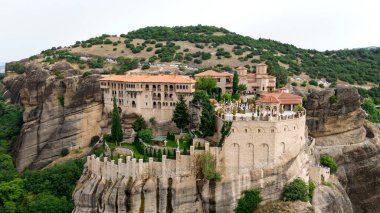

[74,118,313,213]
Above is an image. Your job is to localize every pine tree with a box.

[111,96,123,144]
[200,100,215,137]
[232,71,239,95]
[172,96,190,132]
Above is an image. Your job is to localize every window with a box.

[258,129,261,133]
[271,129,274,133]
[245,129,247,133]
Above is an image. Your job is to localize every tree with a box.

[138,129,153,144]
[193,90,209,104]
[26,192,73,213]
[111,97,123,144]
[132,115,146,132]
[172,96,190,132]
[196,77,217,95]
[282,178,309,202]
[234,189,262,213]
[232,71,239,95]
[238,84,247,92]
[0,178,25,204]
[200,100,215,137]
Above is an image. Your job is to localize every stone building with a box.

[194,63,276,94]
[100,74,196,122]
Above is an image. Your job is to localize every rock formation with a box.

[3,62,104,171]
[305,86,380,213]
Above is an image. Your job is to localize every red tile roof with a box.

[257,92,302,105]
[195,70,232,77]
[100,74,195,84]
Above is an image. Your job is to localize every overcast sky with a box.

[0,0,379,62]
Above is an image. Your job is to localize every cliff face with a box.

[73,142,311,213]
[305,87,380,213]
[3,62,104,171]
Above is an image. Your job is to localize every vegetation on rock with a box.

[234,189,262,213]
[200,152,221,181]
[282,178,309,202]
[320,155,338,173]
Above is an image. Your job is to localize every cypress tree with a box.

[232,71,239,95]
[153,149,157,157]
[172,96,190,132]
[157,149,162,161]
[111,96,123,144]
[149,148,153,157]
[200,100,216,137]
[163,148,167,155]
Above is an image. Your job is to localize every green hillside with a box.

[8,25,380,88]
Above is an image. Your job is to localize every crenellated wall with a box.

[74,112,312,213]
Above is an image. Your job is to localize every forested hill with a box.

[121,26,380,84]
[7,25,380,86]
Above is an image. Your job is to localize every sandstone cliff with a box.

[3,62,104,171]
[305,86,380,213]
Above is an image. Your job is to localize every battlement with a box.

[86,142,221,181]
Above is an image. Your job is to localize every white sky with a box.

[0,0,379,62]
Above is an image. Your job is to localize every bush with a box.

[291,82,298,86]
[60,148,69,157]
[132,115,146,132]
[329,95,337,104]
[319,83,325,88]
[282,178,309,202]
[90,135,100,147]
[320,155,337,173]
[301,81,307,87]
[141,63,150,70]
[309,79,318,86]
[146,47,153,52]
[8,63,25,74]
[194,59,202,64]
[309,180,315,200]
[82,71,92,77]
[234,189,262,213]
[200,152,221,181]
[138,128,153,144]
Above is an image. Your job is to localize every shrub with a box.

[103,39,112,44]
[200,152,221,181]
[301,81,307,87]
[234,189,262,213]
[146,47,153,52]
[141,63,150,70]
[282,178,309,202]
[132,115,146,132]
[308,180,315,200]
[329,95,337,104]
[8,63,25,74]
[58,95,64,107]
[194,59,202,64]
[138,129,153,144]
[319,83,325,88]
[82,71,92,77]
[320,155,337,173]
[90,135,100,147]
[291,82,297,86]
[309,79,318,86]
[60,148,69,157]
